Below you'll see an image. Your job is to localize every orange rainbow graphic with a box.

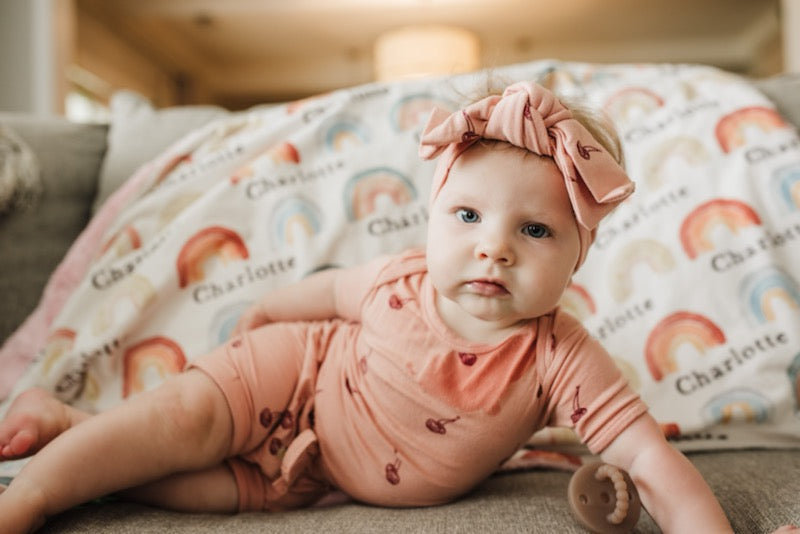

[679,199,761,259]
[123,336,186,398]
[644,136,709,189]
[42,328,76,375]
[715,106,788,153]
[645,311,726,381]
[267,141,300,164]
[603,87,664,124]
[344,167,417,221]
[155,152,193,185]
[92,274,156,335]
[703,388,771,424]
[500,448,583,473]
[558,283,596,321]
[610,239,676,302]
[100,225,142,259]
[176,226,250,288]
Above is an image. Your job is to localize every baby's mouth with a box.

[465,279,510,296]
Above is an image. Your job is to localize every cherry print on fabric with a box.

[259,407,274,428]
[231,338,242,348]
[458,352,477,366]
[388,294,411,309]
[425,416,460,434]
[385,451,402,485]
[571,385,587,423]
[279,410,294,430]
[576,140,601,160]
[269,437,283,455]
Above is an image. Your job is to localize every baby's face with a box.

[426,143,580,332]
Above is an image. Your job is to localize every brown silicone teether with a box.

[568,461,641,534]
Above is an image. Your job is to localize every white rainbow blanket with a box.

[2,61,799,478]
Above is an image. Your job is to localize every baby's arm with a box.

[234,268,340,333]
[599,414,732,533]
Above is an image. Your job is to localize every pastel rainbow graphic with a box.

[209,301,252,348]
[558,283,596,321]
[788,353,800,411]
[92,274,156,335]
[344,167,417,221]
[610,239,676,302]
[702,388,771,424]
[679,198,761,259]
[772,163,800,212]
[739,266,800,324]
[176,226,250,288]
[323,118,370,151]
[644,136,710,189]
[603,87,664,124]
[715,106,788,153]
[271,196,322,247]
[41,328,76,375]
[645,311,726,382]
[390,93,455,131]
[123,336,186,398]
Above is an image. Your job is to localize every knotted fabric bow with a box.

[419,81,635,268]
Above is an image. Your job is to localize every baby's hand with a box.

[771,526,800,534]
[232,303,271,336]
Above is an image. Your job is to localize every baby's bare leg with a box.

[0,369,236,533]
[0,388,90,460]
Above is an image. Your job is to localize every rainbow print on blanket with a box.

[2,61,800,481]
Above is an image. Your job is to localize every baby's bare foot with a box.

[0,388,84,460]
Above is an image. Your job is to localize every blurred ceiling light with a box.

[374,25,481,81]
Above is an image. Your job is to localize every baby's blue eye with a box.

[523,224,550,238]
[456,209,480,223]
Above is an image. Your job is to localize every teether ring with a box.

[568,461,642,533]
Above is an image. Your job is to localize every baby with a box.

[0,81,734,532]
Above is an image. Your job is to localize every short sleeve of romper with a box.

[333,255,394,321]
[538,310,649,454]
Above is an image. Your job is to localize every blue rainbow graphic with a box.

[343,167,417,221]
[208,300,252,348]
[389,93,455,132]
[771,162,800,213]
[739,266,800,324]
[323,117,370,152]
[271,196,322,247]
[703,388,771,424]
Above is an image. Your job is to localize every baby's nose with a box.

[476,235,515,265]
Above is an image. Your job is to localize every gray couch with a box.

[1,75,799,533]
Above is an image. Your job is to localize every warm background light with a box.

[374,25,481,81]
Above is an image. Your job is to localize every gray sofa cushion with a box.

[0,114,107,341]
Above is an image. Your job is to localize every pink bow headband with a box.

[418,81,635,268]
